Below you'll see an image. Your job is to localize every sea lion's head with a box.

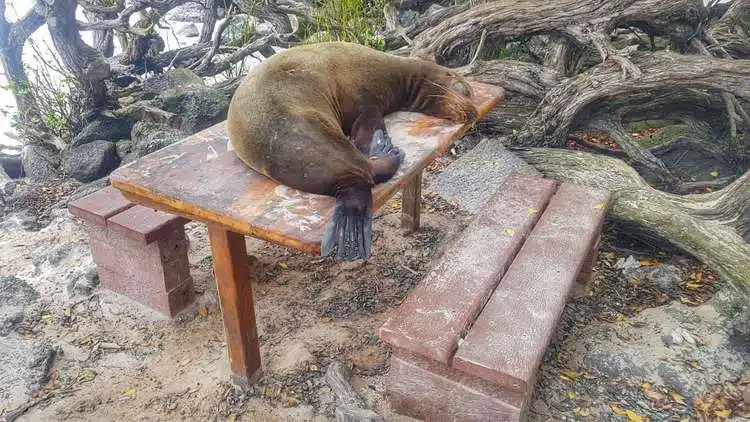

[422,71,478,123]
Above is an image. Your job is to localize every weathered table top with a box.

[110,82,504,253]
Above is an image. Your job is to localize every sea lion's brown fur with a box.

[227,41,478,259]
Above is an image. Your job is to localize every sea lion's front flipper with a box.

[321,185,373,260]
[351,105,399,157]
[370,148,405,183]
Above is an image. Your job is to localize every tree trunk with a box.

[0,3,47,129]
[44,0,111,118]
[515,147,750,301]
[199,0,218,44]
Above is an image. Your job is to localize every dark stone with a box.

[177,23,200,37]
[71,116,134,147]
[21,144,61,182]
[625,264,683,292]
[115,139,134,161]
[67,266,100,297]
[62,140,121,183]
[26,343,57,391]
[131,122,188,157]
[0,276,41,336]
[165,3,205,22]
[582,350,646,379]
[155,86,230,134]
[1,149,24,178]
[141,67,205,98]
[52,177,110,210]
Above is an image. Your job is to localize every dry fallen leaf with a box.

[669,390,685,404]
[610,404,628,416]
[625,410,644,422]
[715,409,731,418]
[573,407,590,417]
[568,391,579,399]
[560,370,583,381]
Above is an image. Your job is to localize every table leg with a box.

[401,171,422,232]
[207,225,262,386]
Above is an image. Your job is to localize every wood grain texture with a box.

[451,183,610,395]
[110,82,504,254]
[400,171,422,232]
[378,173,557,364]
[207,226,262,385]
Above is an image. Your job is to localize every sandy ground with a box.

[1,148,748,422]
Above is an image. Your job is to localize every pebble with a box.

[681,330,696,345]
[662,329,683,346]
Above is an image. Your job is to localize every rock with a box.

[398,9,421,27]
[141,67,205,98]
[131,122,188,157]
[662,329,683,346]
[614,255,640,271]
[21,143,61,182]
[59,177,110,208]
[71,115,133,147]
[115,139,134,161]
[0,166,16,195]
[682,330,696,345]
[26,343,57,391]
[66,266,100,297]
[0,337,57,394]
[0,276,41,336]
[62,140,121,183]
[582,349,646,379]
[430,137,540,214]
[743,385,750,404]
[177,23,200,37]
[165,3,205,22]
[222,14,257,44]
[1,148,24,178]
[155,87,230,134]
[570,300,748,399]
[625,264,683,292]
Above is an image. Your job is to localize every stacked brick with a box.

[68,187,195,317]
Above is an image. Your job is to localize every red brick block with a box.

[379,173,557,364]
[89,227,191,296]
[98,266,195,317]
[452,183,611,395]
[107,205,189,245]
[387,350,528,422]
[74,188,195,317]
[68,186,134,227]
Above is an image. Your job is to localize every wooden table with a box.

[110,82,504,385]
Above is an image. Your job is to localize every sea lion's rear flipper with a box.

[321,185,373,261]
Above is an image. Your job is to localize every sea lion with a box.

[227,41,478,260]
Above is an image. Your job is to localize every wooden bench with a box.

[108,82,504,385]
[377,172,611,421]
[68,187,195,317]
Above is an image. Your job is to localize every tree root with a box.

[510,52,750,147]
[515,147,750,300]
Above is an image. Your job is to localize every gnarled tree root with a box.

[514,147,750,301]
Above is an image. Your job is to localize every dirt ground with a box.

[0,148,748,422]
